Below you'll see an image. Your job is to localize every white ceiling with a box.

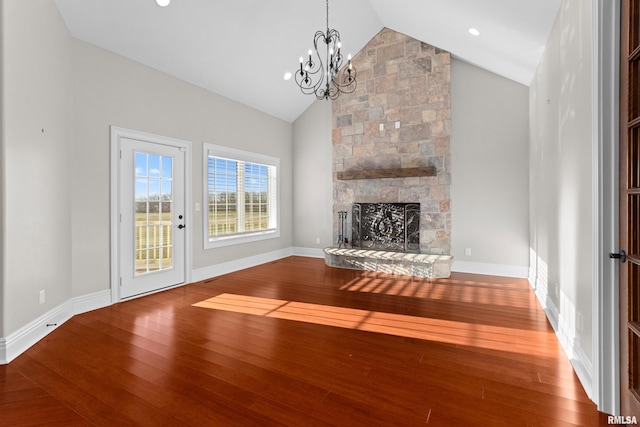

[52,0,561,123]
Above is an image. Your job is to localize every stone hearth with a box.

[324,247,453,279]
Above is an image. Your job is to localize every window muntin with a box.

[204,144,279,248]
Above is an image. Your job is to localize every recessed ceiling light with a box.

[468,28,480,36]
[284,72,292,81]
[156,0,170,7]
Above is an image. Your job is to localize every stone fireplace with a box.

[352,202,420,252]
[332,28,451,255]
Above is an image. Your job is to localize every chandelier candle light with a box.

[295,0,357,100]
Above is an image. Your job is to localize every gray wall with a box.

[0,1,5,336]
[1,0,293,337]
[529,0,594,371]
[292,100,333,250]
[71,39,293,295]
[450,58,530,273]
[2,0,74,335]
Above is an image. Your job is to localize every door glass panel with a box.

[631,263,640,324]
[630,128,640,188]
[134,152,174,276]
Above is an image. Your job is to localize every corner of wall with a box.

[528,273,594,401]
[0,0,5,338]
[0,289,111,364]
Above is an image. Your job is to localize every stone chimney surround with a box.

[332,28,451,254]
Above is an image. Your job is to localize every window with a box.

[203,144,279,249]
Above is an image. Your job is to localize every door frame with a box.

[110,126,192,303]
[593,0,620,416]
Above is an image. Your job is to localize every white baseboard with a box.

[72,289,112,315]
[292,247,325,258]
[0,289,112,364]
[452,260,529,278]
[529,277,594,400]
[192,247,294,282]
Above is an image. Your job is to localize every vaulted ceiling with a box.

[53,0,561,122]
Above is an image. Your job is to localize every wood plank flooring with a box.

[0,256,611,426]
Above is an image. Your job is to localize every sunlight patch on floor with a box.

[193,293,557,356]
[339,276,532,308]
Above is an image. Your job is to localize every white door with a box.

[118,136,187,299]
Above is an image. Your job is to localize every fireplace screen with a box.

[352,203,420,252]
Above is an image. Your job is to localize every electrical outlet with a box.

[465,248,471,256]
[395,121,400,129]
[315,237,320,244]
[379,123,384,131]
[39,290,45,305]
[576,311,583,331]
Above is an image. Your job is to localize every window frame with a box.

[203,143,280,249]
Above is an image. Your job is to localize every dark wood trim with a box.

[336,166,436,180]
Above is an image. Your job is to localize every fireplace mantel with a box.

[336,166,436,180]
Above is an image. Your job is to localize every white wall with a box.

[292,100,332,252]
[1,0,74,335]
[71,39,293,296]
[529,0,594,387]
[450,58,530,276]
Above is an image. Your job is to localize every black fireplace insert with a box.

[352,203,420,252]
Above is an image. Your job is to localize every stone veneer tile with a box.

[353,145,375,157]
[377,42,406,62]
[364,122,380,138]
[422,110,437,122]
[354,109,370,122]
[398,123,429,144]
[399,58,432,79]
[369,106,384,120]
[336,114,352,127]
[434,137,449,155]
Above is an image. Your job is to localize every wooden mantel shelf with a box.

[336,166,436,180]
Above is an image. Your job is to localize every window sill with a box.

[204,229,280,249]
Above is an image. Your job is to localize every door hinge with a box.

[119,277,122,287]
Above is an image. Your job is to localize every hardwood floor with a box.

[1,256,611,426]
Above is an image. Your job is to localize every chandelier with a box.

[294,0,357,100]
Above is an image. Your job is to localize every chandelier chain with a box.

[326,0,329,32]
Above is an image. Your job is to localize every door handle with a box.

[178,224,186,230]
[609,249,627,263]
